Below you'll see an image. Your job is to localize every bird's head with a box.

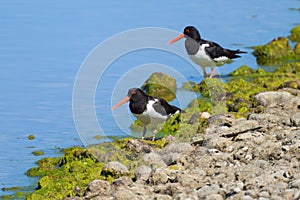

[168,26,201,44]
[111,88,145,110]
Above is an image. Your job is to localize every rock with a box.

[112,176,133,187]
[230,65,256,76]
[252,37,294,65]
[205,135,233,152]
[147,168,170,185]
[134,165,152,182]
[289,25,300,42]
[254,91,292,107]
[159,142,192,166]
[291,112,300,126]
[101,161,129,177]
[206,193,224,200]
[126,139,152,153]
[84,179,111,197]
[208,113,235,127]
[291,179,300,189]
[141,72,177,102]
[294,42,300,55]
[113,188,138,200]
[143,152,166,167]
[196,184,221,199]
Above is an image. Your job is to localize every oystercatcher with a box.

[168,26,246,78]
[112,88,181,141]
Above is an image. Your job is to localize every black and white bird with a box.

[112,88,181,141]
[168,26,246,78]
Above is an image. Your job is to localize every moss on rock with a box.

[289,25,300,42]
[141,72,177,102]
[252,37,294,65]
[230,65,256,76]
[294,42,300,55]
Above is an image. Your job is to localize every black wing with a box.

[152,97,181,116]
[203,39,246,60]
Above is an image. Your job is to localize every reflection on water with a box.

[0,0,299,196]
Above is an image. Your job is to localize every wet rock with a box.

[252,37,294,65]
[289,25,300,42]
[141,72,177,102]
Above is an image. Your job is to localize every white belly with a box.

[134,100,168,127]
[189,49,215,67]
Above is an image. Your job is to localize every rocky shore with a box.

[62,90,300,200]
[3,25,300,200]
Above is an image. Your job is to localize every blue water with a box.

[0,0,299,196]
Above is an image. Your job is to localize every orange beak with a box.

[168,33,185,44]
[111,96,130,110]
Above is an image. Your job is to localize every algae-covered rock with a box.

[141,72,177,102]
[198,78,226,99]
[294,42,300,55]
[230,65,256,76]
[32,150,44,156]
[252,37,294,65]
[27,134,35,140]
[289,25,300,42]
[275,62,300,74]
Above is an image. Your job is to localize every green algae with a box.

[252,37,295,65]
[141,72,177,102]
[31,150,44,156]
[25,147,105,199]
[294,42,300,55]
[230,65,256,76]
[27,134,35,140]
[289,25,300,42]
[22,26,300,199]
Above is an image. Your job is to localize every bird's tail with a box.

[228,49,247,59]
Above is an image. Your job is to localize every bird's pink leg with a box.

[209,67,215,78]
[152,128,157,141]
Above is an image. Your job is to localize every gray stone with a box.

[101,161,129,177]
[143,152,166,167]
[291,112,300,126]
[291,179,300,188]
[159,142,192,166]
[113,188,138,200]
[134,165,152,182]
[254,91,292,107]
[126,139,152,153]
[84,179,111,197]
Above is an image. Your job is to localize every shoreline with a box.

[2,25,300,199]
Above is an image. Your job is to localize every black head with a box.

[183,26,201,42]
[127,88,147,102]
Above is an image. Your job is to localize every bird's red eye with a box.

[185,29,190,33]
[132,91,137,95]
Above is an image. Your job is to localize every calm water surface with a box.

[0,0,299,196]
